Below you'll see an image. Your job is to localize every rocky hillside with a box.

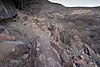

[0,0,100,67]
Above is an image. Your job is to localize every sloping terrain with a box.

[0,1,100,67]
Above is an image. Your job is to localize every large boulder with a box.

[0,0,17,21]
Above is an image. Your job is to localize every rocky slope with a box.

[0,0,100,67]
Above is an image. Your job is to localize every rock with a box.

[37,18,46,22]
[73,59,85,64]
[60,51,70,63]
[73,63,77,67]
[33,36,62,67]
[10,60,19,64]
[79,55,84,59]
[0,41,26,60]
[60,31,70,45]
[0,41,17,60]
[64,60,74,67]
[13,0,30,9]
[86,63,98,67]
[0,0,100,67]
[0,25,9,34]
[0,33,15,41]
[1,29,10,34]
[13,43,27,57]
[0,26,5,33]
[13,0,48,9]
[0,0,17,20]
[11,47,16,52]
[22,54,29,59]
[85,25,100,31]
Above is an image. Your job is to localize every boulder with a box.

[0,0,17,20]
[32,36,62,67]
[0,41,26,60]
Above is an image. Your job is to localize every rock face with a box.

[0,0,100,67]
[0,0,17,20]
[33,36,62,67]
[0,0,48,20]
[13,0,48,9]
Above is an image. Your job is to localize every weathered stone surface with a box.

[0,0,17,20]
[0,41,26,60]
[0,33,15,41]
[0,0,100,67]
[33,36,62,67]
[22,54,29,59]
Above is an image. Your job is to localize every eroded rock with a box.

[33,36,62,67]
[0,41,26,60]
[0,0,17,20]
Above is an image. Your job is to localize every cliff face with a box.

[0,0,100,67]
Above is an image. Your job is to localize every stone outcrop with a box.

[0,0,17,20]
[0,0,48,20]
[0,0,100,67]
